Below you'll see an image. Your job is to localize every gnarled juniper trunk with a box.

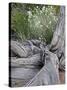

[10,6,65,87]
[10,40,60,87]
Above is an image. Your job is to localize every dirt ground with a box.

[59,71,65,84]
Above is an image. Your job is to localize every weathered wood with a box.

[59,56,65,71]
[50,6,65,71]
[11,54,43,67]
[50,6,65,51]
[31,39,41,46]
[25,51,60,86]
[11,54,42,86]
[11,40,32,57]
[11,67,40,87]
[10,41,60,87]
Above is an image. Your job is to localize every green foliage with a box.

[11,3,60,43]
[11,4,30,40]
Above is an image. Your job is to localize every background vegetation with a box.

[11,3,60,44]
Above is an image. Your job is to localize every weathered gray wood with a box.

[25,51,60,86]
[11,54,42,67]
[11,67,40,80]
[31,39,41,46]
[11,78,30,87]
[11,54,42,87]
[50,6,65,71]
[11,67,40,87]
[50,6,65,51]
[24,40,42,54]
[11,40,32,57]
[10,41,60,87]
[59,56,65,71]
